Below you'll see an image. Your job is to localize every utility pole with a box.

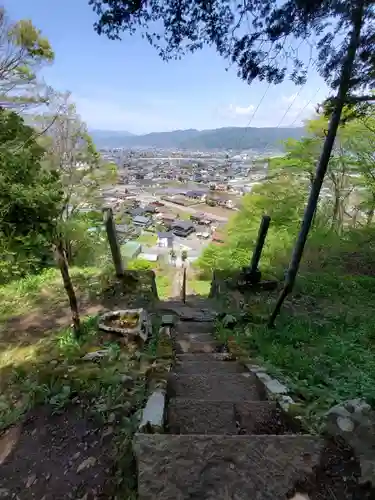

[268,1,365,327]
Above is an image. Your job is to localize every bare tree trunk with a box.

[351,207,360,227]
[54,240,81,337]
[65,238,73,265]
[337,198,345,234]
[331,192,340,230]
[366,208,374,226]
[268,2,365,327]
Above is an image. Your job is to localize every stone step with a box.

[176,353,233,362]
[176,321,215,334]
[167,399,301,435]
[174,359,243,374]
[168,373,265,401]
[158,302,216,321]
[235,401,304,435]
[133,433,323,500]
[175,332,214,343]
[175,338,218,354]
[167,399,238,434]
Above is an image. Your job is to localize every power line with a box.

[287,87,322,127]
[233,82,272,152]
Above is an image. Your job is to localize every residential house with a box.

[121,241,142,259]
[157,231,174,248]
[171,221,195,237]
[128,206,146,217]
[138,252,159,262]
[133,215,151,228]
[144,204,159,214]
[185,190,207,202]
[206,195,235,209]
[190,213,212,226]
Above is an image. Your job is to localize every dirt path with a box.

[169,268,184,300]
[0,405,119,499]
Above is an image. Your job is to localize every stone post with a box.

[103,207,124,277]
[249,215,271,275]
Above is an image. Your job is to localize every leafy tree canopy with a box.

[0,108,62,238]
[0,7,54,106]
[89,0,374,94]
[0,108,63,281]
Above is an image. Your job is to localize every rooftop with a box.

[133,215,151,225]
[172,221,195,230]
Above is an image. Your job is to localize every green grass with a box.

[0,315,148,427]
[202,179,375,426]
[188,277,211,296]
[0,266,103,322]
[136,232,158,247]
[0,311,156,497]
[155,273,173,299]
[213,240,375,427]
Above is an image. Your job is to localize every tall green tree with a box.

[0,7,54,106]
[280,137,322,188]
[344,106,375,225]
[38,92,118,264]
[0,107,63,281]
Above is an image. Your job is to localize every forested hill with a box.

[91,126,305,151]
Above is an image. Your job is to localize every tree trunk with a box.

[65,237,73,265]
[54,240,81,337]
[351,207,360,227]
[331,191,340,230]
[268,1,365,327]
[366,207,374,226]
[337,198,345,234]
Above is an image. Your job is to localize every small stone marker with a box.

[139,390,166,433]
[161,314,175,326]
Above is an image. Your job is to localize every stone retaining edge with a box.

[138,323,174,433]
[243,362,302,417]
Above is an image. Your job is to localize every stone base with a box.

[133,434,323,500]
[98,308,151,342]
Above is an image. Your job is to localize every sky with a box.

[5,0,331,134]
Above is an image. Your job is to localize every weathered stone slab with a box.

[235,401,304,435]
[176,353,234,362]
[168,373,262,401]
[98,308,151,342]
[176,332,215,343]
[168,399,237,434]
[176,321,215,334]
[325,398,375,485]
[161,314,175,326]
[246,364,289,395]
[133,434,323,500]
[175,339,217,354]
[174,359,243,374]
[139,390,166,433]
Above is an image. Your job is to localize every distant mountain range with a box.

[90,126,305,151]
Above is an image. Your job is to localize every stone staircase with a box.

[134,301,323,499]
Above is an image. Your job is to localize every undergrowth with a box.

[204,179,375,426]
[0,313,152,497]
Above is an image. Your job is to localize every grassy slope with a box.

[0,264,166,496]
[198,178,375,422]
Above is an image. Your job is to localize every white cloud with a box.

[282,93,299,104]
[228,103,255,116]
[279,93,318,126]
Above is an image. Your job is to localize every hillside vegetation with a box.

[91,126,305,151]
[197,109,375,422]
